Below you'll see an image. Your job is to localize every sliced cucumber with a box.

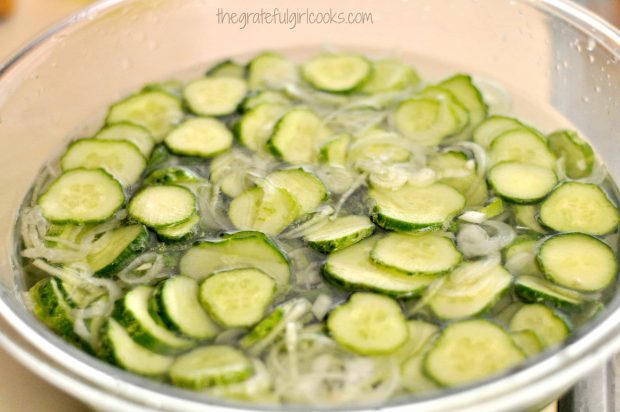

[348,130,411,165]
[141,80,183,97]
[302,54,371,93]
[514,275,585,311]
[266,168,327,216]
[94,122,155,157]
[476,197,505,220]
[149,276,219,340]
[199,268,276,328]
[206,60,246,79]
[112,285,195,354]
[322,237,438,298]
[509,303,570,347]
[57,278,106,309]
[537,233,616,292]
[87,224,149,277]
[370,183,465,231]
[472,115,523,148]
[61,138,146,187]
[424,320,524,386]
[393,97,460,146]
[235,103,288,152]
[489,129,556,168]
[418,85,470,134]
[371,232,461,275]
[319,133,350,167]
[428,150,488,207]
[548,129,595,179]
[155,213,200,242]
[361,59,420,94]
[513,204,546,234]
[247,52,299,90]
[106,90,184,142]
[143,167,202,186]
[439,74,488,140]
[539,182,619,235]
[169,345,253,390]
[164,117,233,158]
[38,168,124,224]
[128,185,196,229]
[488,161,557,204]
[511,330,543,356]
[503,234,542,276]
[268,108,331,164]
[183,77,247,116]
[99,319,173,377]
[209,151,254,198]
[327,293,408,355]
[228,186,299,236]
[179,231,290,288]
[392,320,439,362]
[304,215,375,253]
[429,261,512,319]
[240,90,291,112]
[401,352,440,394]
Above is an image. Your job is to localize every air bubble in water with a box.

[582,96,590,103]
[589,55,595,63]
[587,38,596,51]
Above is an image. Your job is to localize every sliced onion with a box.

[311,294,334,321]
[556,157,607,185]
[457,221,515,258]
[454,142,489,178]
[459,211,487,224]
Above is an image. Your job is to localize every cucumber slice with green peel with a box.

[348,131,412,165]
[209,151,254,198]
[235,103,288,152]
[304,215,375,253]
[99,319,174,377]
[179,231,290,288]
[361,59,420,94]
[393,97,460,146]
[183,77,248,116]
[539,182,619,235]
[206,60,246,79]
[164,117,233,158]
[322,237,438,298]
[228,186,300,236]
[87,224,149,277]
[489,129,556,168]
[327,293,408,355]
[169,345,253,390]
[265,168,327,216]
[38,168,124,224]
[428,150,488,207]
[240,90,291,112]
[149,276,219,340]
[370,183,465,232]
[302,54,371,93]
[112,285,195,354]
[155,213,200,242]
[503,234,542,276]
[511,330,543,356]
[424,320,525,387]
[248,52,299,90]
[392,320,439,362]
[106,90,184,142]
[57,278,106,309]
[537,233,617,292]
[319,133,350,167]
[268,108,331,164]
[488,161,557,204]
[142,80,184,97]
[128,185,196,229]
[94,122,155,157]
[401,353,440,394]
[477,197,505,219]
[418,85,470,134]
[143,167,202,186]
[439,74,488,140]
[515,275,585,311]
[472,115,523,148]
[548,129,595,179]
[428,261,512,320]
[513,204,546,234]
[199,268,276,328]
[371,232,461,275]
[61,138,146,187]
[509,303,570,347]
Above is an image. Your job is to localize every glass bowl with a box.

[2,0,620,410]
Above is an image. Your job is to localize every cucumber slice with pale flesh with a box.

[265,168,327,216]
[248,52,299,90]
[371,232,461,275]
[87,224,149,277]
[537,233,616,292]
[128,185,196,229]
[143,167,202,186]
[304,215,375,253]
[322,237,438,298]
[539,182,619,235]
[235,103,288,152]
[199,268,276,328]
[319,133,350,167]
[472,115,523,148]
[489,129,556,168]
[370,183,465,231]
[503,234,542,276]
[511,330,543,356]
[392,320,439,362]
[394,97,460,146]
[106,90,184,142]
[418,85,470,134]
[164,117,233,158]
[424,320,524,386]
[513,204,546,234]
[439,74,488,140]
[38,168,124,224]
[348,131,411,165]
[548,129,595,179]
[302,54,371,93]
[401,353,440,394]
[206,60,246,79]
[509,303,570,348]
[240,90,291,112]
[327,293,408,355]
[361,59,420,94]
[268,108,331,164]
[488,161,557,204]
[155,213,200,242]
[515,275,585,311]
[183,77,247,117]
[95,122,155,157]
[169,345,253,390]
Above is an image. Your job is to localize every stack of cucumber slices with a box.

[21,50,620,407]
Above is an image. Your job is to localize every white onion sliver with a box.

[457,221,515,258]
[311,294,333,321]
